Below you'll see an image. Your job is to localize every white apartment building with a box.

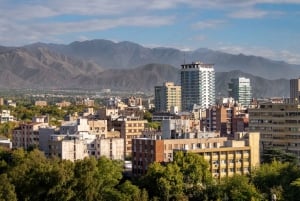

[181,61,215,111]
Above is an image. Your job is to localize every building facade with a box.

[49,135,88,161]
[154,82,181,113]
[290,78,300,103]
[0,110,14,123]
[228,77,252,106]
[96,138,124,160]
[203,104,249,137]
[248,102,300,159]
[35,101,47,107]
[181,62,215,111]
[112,117,147,157]
[132,132,260,178]
[12,122,48,149]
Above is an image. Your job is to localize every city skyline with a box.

[1,1,300,64]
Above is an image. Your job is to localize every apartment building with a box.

[161,118,202,139]
[96,137,124,160]
[132,132,260,178]
[12,119,48,149]
[125,96,143,107]
[181,61,215,111]
[249,102,300,158]
[40,117,123,161]
[35,100,47,107]
[112,117,147,157]
[49,135,88,161]
[98,107,119,120]
[0,138,12,149]
[0,110,15,123]
[56,101,71,107]
[203,104,248,137]
[88,119,107,137]
[290,78,300,103]
[154,82,181,113]
[76,98,95,107]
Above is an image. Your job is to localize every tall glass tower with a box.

[181,61,215,111]
[228,77,252,106]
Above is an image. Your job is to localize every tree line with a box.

[1,148,300,201]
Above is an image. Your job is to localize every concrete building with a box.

[76,98,95,107]
[161,118,202,139]
[35,100,47,107]
[112,117,147,157]
[248,102,300,159]
[56,101,71,107]
[0,138,12,149]
[181,61,215,111]
[39,126,57,156]
[290,78,300,103]
[6,100,16,107]
[154,82,181,113]
[49,135,88,161]
[125,96,143,107]
[40,121,123,161]
[228,77,252,106]
[0,110,15,123]
[98,107,119,120]
[88,119,107,137]
[96,137,124,160]
[132,132,260,178]
[202,103,249,137]
[12,121,48,149]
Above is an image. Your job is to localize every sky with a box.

[1,0,300,64]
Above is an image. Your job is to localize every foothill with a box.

[1,62,300,200]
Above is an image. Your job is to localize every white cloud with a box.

[229,8,268,18]
[77,36,89,42]
[0,15,175,45]
[217,45,300,64]
[193,20,226,29]
[35,16,174,34]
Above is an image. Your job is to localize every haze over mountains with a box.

[0,39,297,97]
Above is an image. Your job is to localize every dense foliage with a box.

[0,148,147,201]
[1,148,300,201]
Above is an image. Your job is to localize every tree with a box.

[0,173,17,201]
[118,180,148,201]
[0,121,18,139]
[173,151,211,186]
[142,162,185,200]
[263,148,299,164]
[222,174,262,201]
[143,110,152,122]
[252,160,300,200]
[72,157,101,201]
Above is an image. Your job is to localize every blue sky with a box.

[1,0,300,64]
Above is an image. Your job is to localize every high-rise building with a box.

[228,77,252,106]
[181,62,215,111]
[290,78,300,103]
[154,82,181,113]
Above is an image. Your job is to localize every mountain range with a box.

[0,39,297,97]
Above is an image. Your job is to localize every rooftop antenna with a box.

[184,52,186,64]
